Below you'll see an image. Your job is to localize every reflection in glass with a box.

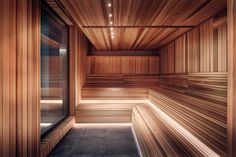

[40,4,68,135]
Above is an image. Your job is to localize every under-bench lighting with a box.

[73,123,132,128]
[108,3,111,7]
[40,123,52,127]
[109,13,112,17]
[40,100,63,104]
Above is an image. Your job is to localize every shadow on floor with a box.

[48,125,140,157]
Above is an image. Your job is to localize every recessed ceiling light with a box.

[108,3,111,7]
[109,14,112,17]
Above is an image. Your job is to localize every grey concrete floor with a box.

[48,125,140,157]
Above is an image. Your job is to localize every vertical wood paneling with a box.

[227,0,236,156]
[217,24,227,72]
[200,19,214,72]
[149,56,160,74]
[17,0,28,155]
[86,56,160,74]
[122,56,136,74]
[0,0,40,156]
[77,28,88,104]
[0,0,17,157]
[175,35,186,73]
[136,56,149,74]
[69,26,77,115]
[167,42,175,74]
[160,41,175,74]
[0,0,2,155]
[112,56,122,73]
[160,17,227,74]
[187,27,200,72]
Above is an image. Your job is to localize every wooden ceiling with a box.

[59,0,226,50]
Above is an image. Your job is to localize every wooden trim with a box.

[40,117,75,157]
[88,50,158,56]
[227,0,236,156]
[69,26,77,116]
[82,25,195,28]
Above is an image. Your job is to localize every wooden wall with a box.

[156,15,228,156]
[87,56,160,74]
[69,26,89,114]
[0,0,40,157]
[159,17,227,74]
[227,0,236,156]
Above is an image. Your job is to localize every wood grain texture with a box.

[216,24,228,72]
[227,0,236,156]
[160,17,227,74]
[200,19,214,72]
[76,27,89,105]
[175,35,187,73]
[40,117,75,157]
[82,87,148,100]
[0,0,40,157]
[87,56,160,74]
[17,0,41,156]
[59,0,226,50]
[159,41,175,74]
[150,72,228,156]
[86,74,159,87]
[187,27,200,72]
[75,104,134,123]
[0,1,17,156]
[132,104,204,157]
[69,26,78,115]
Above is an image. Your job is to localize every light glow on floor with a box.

[73,123,132,128]
[40,123,52,127]
[40,99,63,104]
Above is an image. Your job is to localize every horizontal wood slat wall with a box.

[75,104,134,123]
[155,14,228,157]
[86,74,159,87]
[82,87,148,100]
[0,0,40,157]
[87,56,160,74]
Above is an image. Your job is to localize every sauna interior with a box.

[1,0,236,157]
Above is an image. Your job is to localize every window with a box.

[40,3,69,135]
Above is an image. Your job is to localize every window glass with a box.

[40,4,69,135]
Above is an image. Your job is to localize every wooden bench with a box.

[86,74,160,87]
[132,104,205,157]
[82,87,148,100]
[75,103,135,123]
[148,87,227,156]
[77,72,227,156]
